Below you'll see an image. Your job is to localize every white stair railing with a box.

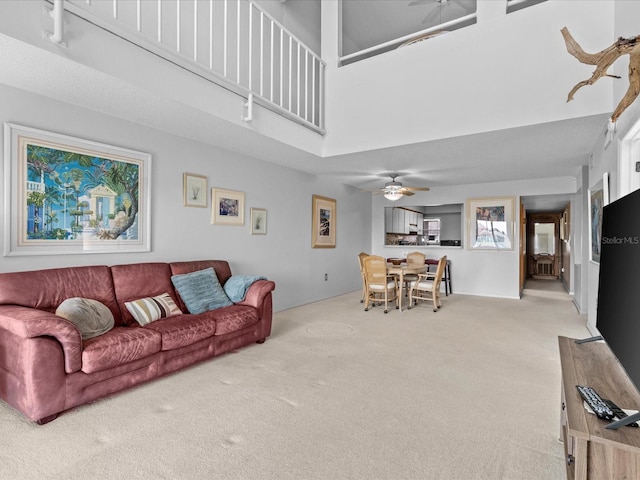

[61,0,325,133]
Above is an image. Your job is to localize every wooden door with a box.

[520,200,526,295]
[527,212,561,279]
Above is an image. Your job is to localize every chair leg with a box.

[383,290,388,313]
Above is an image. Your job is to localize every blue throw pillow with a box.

[171,267,232,314]
[223,275,267,302]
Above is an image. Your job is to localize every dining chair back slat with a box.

[401,251,426,297]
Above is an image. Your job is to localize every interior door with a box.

[519,200,526,295]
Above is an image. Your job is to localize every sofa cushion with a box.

[213,305,259,336]
[171,268,232,314]
[125,293,182,326]
[0,265,120,320]
[170,260,232,285]
[82,327,161,374]
[144,314,218,351]
[56,297,115,340]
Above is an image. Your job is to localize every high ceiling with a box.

[0,0,611,212]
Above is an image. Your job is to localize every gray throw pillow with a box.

[171,267,232,314]
[56,297,115,340]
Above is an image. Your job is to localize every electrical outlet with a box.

[324,273,328,281]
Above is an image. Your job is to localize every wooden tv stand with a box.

[559,336,640,479]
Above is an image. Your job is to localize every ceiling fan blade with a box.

[446,2,472,16]
[421,6,442,25]
[405,187,431,192]
[399,190,415,197]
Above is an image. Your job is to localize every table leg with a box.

[445,263,450,296]
[397,270,404,312]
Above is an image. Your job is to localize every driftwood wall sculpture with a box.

[561,27,640,123]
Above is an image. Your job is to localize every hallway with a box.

[522,278,571,300]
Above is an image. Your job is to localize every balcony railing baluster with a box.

[63,0,325,133]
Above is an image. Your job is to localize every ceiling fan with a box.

[408,0,475,25]
[368,175,430,201]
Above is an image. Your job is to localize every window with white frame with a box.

[424,218,441,244]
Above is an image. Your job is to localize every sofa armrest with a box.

[0,305,83,373]
[236,280,276,315]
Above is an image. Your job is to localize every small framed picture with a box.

[312,194,336,248]
[211,188,245,225]
[589,184,604,263]
[183,173,207,207]
[250,208,267,235]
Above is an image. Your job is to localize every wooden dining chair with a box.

[401,251,426,297]
[357,252,369,303]
[408,255,447,312]
[363,255,398,313]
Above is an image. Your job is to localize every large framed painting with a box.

[312,195,336,248]
[466,197,515,250]
[211,188,245,225]
[3,123,151,256]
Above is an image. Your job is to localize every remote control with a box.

[576,385,615,420]
[604,398,639,427]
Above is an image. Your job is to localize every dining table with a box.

[386,262,426,312]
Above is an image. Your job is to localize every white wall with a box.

[583,0,640,333]
[323,0,614,156]
[0,84,371,312]
[572,166,589,314]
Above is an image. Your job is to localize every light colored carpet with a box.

[522,279,569,299]
[0,291,589,480]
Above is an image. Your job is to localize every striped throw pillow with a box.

[125,293,183,326]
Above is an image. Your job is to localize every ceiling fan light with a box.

[384,191,403,201]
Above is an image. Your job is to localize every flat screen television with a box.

[594,187,640,428]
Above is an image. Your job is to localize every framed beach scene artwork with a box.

[466,197,515,250]
[3,123,151,256]
[211,188,245,225]
[312,194,336,248]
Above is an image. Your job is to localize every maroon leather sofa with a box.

[0,260,275,424]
